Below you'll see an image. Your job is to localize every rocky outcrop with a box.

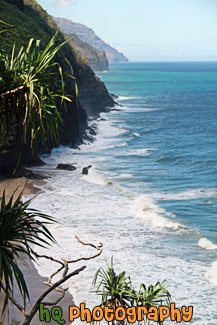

[82,165,92,175]
[53,17,129,63]
[67,34,108,71]
[57,164,76,171]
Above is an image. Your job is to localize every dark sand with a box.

[0,177,74,325]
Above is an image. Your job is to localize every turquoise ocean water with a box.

[30,62,217,324]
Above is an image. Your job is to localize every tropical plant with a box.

[133,281,172,325]
[0,186,56,314]
[93,257,133,311]
[93,258,172,325]
[0,28,76,157]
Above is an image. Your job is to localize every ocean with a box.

[29,62,217,324]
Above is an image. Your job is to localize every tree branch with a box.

[67,235,103,263]
[0,85,27,97]
[20,236,102,325]
[6,236,103,324]
[22,266,86,325]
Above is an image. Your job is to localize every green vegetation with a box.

[0,1,85,173]
[0,11,74,315]
[0,0,87,67]
[93,258,171,324]
[0,187,56,314]
[0,29,76,156]
[93,257,133,310]
[134,281,171,314]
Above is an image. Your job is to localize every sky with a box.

[37,0,217,61]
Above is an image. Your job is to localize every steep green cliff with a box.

[0,0,115,175]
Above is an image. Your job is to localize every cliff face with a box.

[53,17,129,63]
[0,0,115,175]
[68,34,108,72]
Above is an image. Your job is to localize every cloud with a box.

[53,0,77,7]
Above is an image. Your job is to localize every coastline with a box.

[0,176,74,325]
[0,177,44,200]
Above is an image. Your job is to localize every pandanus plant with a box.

[93,258,171,325]
[133,281,172,325]
[0,187,56,314]
[0,27,77,156]
[92,257,134,318]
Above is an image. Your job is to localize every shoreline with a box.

[0,176,74,325]
[0,177,45,200]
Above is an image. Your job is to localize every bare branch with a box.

[67,236,103,263]
[61,257,69,279]
[47,265,65,284]
[0,85,26,97]
[31,236,103,293]
[7,236,103,325]
[30,249,64,267]
[22,266,86,325]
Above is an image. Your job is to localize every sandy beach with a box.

[0,177,74,325]
[0,177,44,200]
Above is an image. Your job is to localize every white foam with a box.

[81,169,106,186]
[121,148,157,156]
[154,188,217,201]
[132,148,153,156]
[133,132,141,137]
[105,142,128,149]
[118,96,140,100]
[70,118,128,153]
[112,173,133,179]
[116,142,128,147]
[130,194,184,230]
[25,90,217,324]
[198,238,217,250]
[206,261,217,286]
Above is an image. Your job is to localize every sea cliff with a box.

[0,0,115,175]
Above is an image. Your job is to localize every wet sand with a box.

[0,177,44,200]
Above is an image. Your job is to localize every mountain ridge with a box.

[67,33,109,71]
[53,16,129,63]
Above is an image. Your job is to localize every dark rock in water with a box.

[82,168,88,175]
[111,107,122,112]
[82,165,92,175]
[111,93,118,99]
[57,164,76,171]
[89,128,97,136]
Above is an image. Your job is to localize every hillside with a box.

[53,17,129,63]
[68,34,108,71]
[0,0,115,174]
